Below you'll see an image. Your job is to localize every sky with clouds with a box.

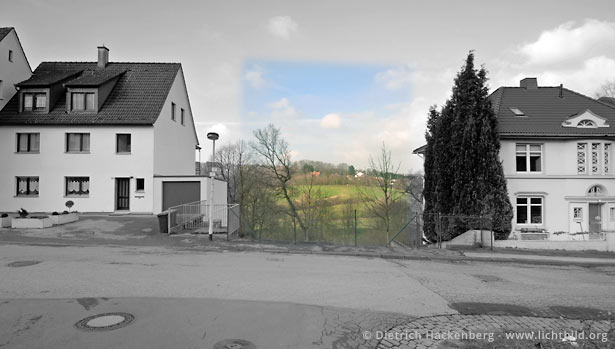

[2,0,615,172]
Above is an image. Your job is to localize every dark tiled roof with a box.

[0,62,180,125]
[64,69,126,86]
[0,27,13,42]
[489,86,615,137]
[17,70,83,87]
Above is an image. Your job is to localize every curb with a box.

[2,239,615,267]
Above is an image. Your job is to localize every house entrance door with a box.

[115,178,130,211]
[589,203,602,233]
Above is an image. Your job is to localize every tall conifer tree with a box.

[422,52,512,241]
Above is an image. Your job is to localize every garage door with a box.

[162,181,201,210]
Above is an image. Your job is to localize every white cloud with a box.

[244,69,265,89]
[375,65,413,90]
[510,56,615,96]
[268,97,298,119]
[520,19,615,65]
[268,15,298,40]
[320,113,342,129]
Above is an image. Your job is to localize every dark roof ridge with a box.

[561,86,615,111]
[40,61,181,65]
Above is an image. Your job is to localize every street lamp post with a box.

[207,132,219,241]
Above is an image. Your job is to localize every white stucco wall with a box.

[0,30,31,110]
[153,67,199,176]
[0,125,155,213]
[500,138,615,234]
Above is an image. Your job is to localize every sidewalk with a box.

[1,214,614,267]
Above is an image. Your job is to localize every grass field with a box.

[258,184,416,246]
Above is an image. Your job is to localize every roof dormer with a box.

[561,109,609,129]
[16,70,82,113]
[63,69,125,113]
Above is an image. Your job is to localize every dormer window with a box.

[71,92,95,111]
[577,120,596,128]
[23,92,46,111]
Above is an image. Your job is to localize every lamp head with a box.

[207,132,219,141]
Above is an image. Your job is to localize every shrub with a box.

[62,210,69,215]
[1,213,8,218]
[52,212,59,215]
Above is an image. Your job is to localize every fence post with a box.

[437,212,441,249]
[416,213,421,248]
[293,215,297,245]
[480,214,483,247]
[354,209,357,247]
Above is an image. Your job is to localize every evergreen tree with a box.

[422,52,512,241]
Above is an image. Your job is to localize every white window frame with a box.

[16,176,39,197]
[573,207,583,221]
[65,176,90,197]
[516,143,542,173]
[516,196,544,225]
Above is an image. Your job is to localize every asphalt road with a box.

[1,244,614,348]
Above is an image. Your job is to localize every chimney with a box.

[97,46,109,69]
[520,78,538,89]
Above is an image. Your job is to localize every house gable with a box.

[0,28,32,110]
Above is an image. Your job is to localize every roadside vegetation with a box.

[211,125,423,246]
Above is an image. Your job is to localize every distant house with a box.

[0,44,226,214]
[354,171,365,178]
[415,78,615,236]
[0,27,32,110]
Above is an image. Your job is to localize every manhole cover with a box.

[75,312,135,331]
[7,261,41,267]
[213,339,256,349]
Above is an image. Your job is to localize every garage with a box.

[162,181,201,210]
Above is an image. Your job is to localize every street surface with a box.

[1,243,614,348]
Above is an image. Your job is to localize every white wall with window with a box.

[0,125,154,213]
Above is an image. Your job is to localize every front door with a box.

[115,178,130,211]
[589,203,602,233]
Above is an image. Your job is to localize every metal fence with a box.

[242,203,422,247]
[167,201,240,238]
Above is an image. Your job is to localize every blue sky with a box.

[242,60,411,118]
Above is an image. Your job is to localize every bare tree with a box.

[296,172,329,241]
[215,140,253,204]
[251,124,307,233]
[595,79,615,98]
[359,143,404,243]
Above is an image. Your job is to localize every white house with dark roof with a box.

[0,46,227,214]
[415,78,615,238]
[0,27,32,110]
[491,78,615,236]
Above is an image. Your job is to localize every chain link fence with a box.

[239,199,422,247]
